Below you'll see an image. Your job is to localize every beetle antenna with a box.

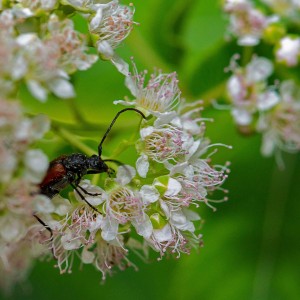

[98,108,146,156]
[103,159,123,165]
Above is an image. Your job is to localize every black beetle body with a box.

[38,108,145,200]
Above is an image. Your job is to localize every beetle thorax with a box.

[63,153,89,173]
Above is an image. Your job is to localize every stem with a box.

[53,125,96,156]
[252,154,296,300]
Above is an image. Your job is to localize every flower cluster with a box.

[262,0,300,19]
[226,55,278,126]
[34,67,230,280]
[226,55,300,159]
[0,0,135,101]
[258,80,300,157]
[223,0,300,161]
[0,98,50,291]
[223,0,300,66]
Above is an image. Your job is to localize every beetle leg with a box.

[73,173,102,196]
[33,214,54,256]
[77,184,102,196]
[70,183,101,213]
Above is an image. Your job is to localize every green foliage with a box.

[3,1,299,299]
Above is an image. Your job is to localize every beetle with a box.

[34,108,146,240]
[39,108,146,204]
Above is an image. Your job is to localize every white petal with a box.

[136,154,149,178]
[261,133,275,157]
[231,108,252,126]
[227,75,244,101]
[61,229,81,250]
[132,214,153,238]
[153,224,172,242]
[170,211,195,232]
[48,78,75,99]
[238,36,259,46]
[89,214,103,232]
[246,57,273,82]
[125,75,138,97]
[257,91,279,111]
[101,216,119,241]
[140,126,154,139]
[16,33,37,46]
[186,139,200,159]
[24,149,49,183]
[113,99,135,106]
[140,185,160,204]
[27,80,48,102]
[48,220,63,231]
[165,178,181,196]
[11,55,27,80]
[90,7,103,30]
[153,111,177,126]
[116,165,136,185]
[0,217,25,242]
[169,162,189,176]
[159,200,170,219]
[33,194,55,213]
[97,40,114,59]
[30,114,50,140]
[52,195,72,216]
[182,208,201,221]
[111,55,129,76]
[81,247,95,264]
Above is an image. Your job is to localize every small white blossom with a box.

[115,62,180,115]
[0,98,50,290]
[224,0,278,46]
[227,56,278,126]
[258,80,300,157]
[276,36,300,67]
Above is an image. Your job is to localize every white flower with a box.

[61,229,82,250]
[90,1,134,54]
[137,125,197,169]
[16,0,58,12]
[224,0,278,46]
[227,56,278,126]
[258,80,300,156]
[88,0,134,74]
[276,36,300,66]
[33,194,55,214]
[23,149,49,183]
[231,108,253,125]
[115,63,180,115]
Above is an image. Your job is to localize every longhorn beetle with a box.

[35,108,146,238]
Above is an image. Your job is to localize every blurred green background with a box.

[3,1,300,299]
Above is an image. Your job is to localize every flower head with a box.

[258,80,300,157]
[276,36,300,67]
[0,98,50,291]
[88,0,135,74]
[224,0,278,46]
[115,62,180,116]
[227,55,279,126]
